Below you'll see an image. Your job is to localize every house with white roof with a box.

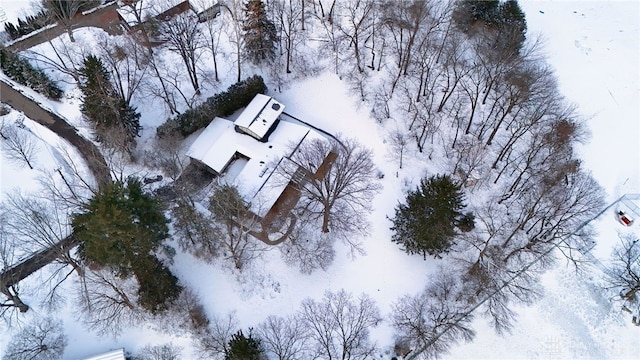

[186,94,335,223]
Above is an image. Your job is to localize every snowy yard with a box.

[1,0,639,359]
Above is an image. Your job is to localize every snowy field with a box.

[448,1,640,358]
[1,0,639,359]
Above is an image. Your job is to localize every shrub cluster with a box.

[157,75,267,138]
[0,47,63,100]
[3,10,52,41]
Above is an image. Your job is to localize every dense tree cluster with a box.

[3,9,51,40]
[1,0,614,357]
[72,178,182,314]
[157,74,267,137]
[196,289,381,360]
[0,47,63,100]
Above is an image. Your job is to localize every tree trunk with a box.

[67,27,75,42]
[322,207,330,233]
[1,286,30,313]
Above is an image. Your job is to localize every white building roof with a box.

[189,0,219,13]
[117,0,186,26]
[81,348,126,360]
[186,97,328,217]
[233,94,285,140]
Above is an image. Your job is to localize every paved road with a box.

[0,1,120,312]
[0,79,111,301]
[6,1,123,52]
[0,80,111,187]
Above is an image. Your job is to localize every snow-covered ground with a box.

[1,0,639,359]
[447,1,640,358]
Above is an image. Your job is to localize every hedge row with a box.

[157,75,267,138]
[3,10,51,41]
[0,47,64,100]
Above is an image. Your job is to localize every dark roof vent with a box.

[271,103,281,111]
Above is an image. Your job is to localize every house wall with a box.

[155,0,192,21]
[196,4,221,22]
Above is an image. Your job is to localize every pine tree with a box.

[497,0,527,53]
[390,174,467,259]
[135,255,182,314]
[243,0,277,64]
[79,55,119,129]
[73,178,182,313]
[226,330,264,360]
[79,55,141,150]
[73,178,169,276]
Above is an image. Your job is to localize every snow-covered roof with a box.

[186,96,328,217]
[234,94,285,141]
[117,0,187,26]
[189,0,219,13]
[81,348,126,360]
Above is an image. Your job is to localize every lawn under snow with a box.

[1,0,639,359]
[446,1,640,358]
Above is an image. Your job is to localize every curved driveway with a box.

[0,80,111,188]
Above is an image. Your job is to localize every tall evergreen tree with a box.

[72,177,169,276]
[79,54,141,151]
[135,255,182,314]
[452,0,527,54]
[72,177,181,313]
[497,0,527,53]
[242,0,277,64]
[226,329,265,360]
[80,55,117,128]
[390,174,467,259]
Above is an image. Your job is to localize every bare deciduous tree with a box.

[299,289,381,360]
[279,216,336,274]
[279,136,381,254]
[3,192,82,275]
[171,199,221,262]
[195,312,239,359]
[391,271,475,358]
[1,122,39,170]
[199,0,224,82]
[223,0,245,82]
[134,343,183,360]
[209,184,265,270]
[41,0,99,42]
[273,0,303,74]
[97,35,150,106]
[335,0,375,73]
[159,12,204,95]
[143,136,189,182]
[0,211,31,323]
[76,268,144,336]
[2,317,67,360]
[257,314,310,360]
[605,233,640,325]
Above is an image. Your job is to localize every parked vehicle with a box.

[617,210,634,226]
